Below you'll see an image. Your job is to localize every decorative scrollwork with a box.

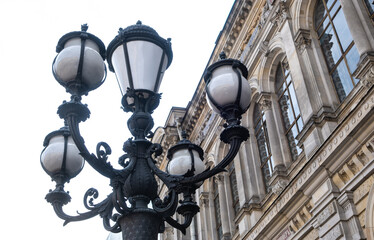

[49,188,117,227]
[96,142,112,162]
[150,143,163,158]
[84,188,99,210]
[152,190,178,217]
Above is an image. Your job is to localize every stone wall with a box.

[154,0,374,239]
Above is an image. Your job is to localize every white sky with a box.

[0,0,234,239]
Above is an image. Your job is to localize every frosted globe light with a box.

[206,65,251,113]
[167,132,204,177]
[41,129,84,179]
[204,52,251,116]
[52,24,106,95]
[53,38,105,90]
[167,148,205,176]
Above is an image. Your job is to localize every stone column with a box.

[199,192,211,240]
[215,174,231,240]
[340,0,373,56]
[258,93,285,171]
[189,214,197,240]
[163,226,174,240]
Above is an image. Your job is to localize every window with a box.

[254,104,273,192]
[314,0,360,102]
[275,61,303,161]
[213,179,223,239]
[364,0,374,22]
[228,163,240,216]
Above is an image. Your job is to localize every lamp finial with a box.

[219,51,226,60]
[81,24,88,32]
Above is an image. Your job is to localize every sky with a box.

[0,0,234,239]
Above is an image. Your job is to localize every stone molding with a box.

[223,0,252,54]
[366,182,374,240]
[245,89,374,240]
[184,95,206,137]
[274,226,294,240]
[321,224,342,240]
[316,202,336,226]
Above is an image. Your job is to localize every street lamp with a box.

[41,22,251,240]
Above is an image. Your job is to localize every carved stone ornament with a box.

[361,65,374,89]
[294,29,311,53]
[317,203,336,225]
[271,179,288,195]
[214,173,225,184]
[199,192,209,207]
[355,52,374,89]
[271,0,289,28]
[259,94,272,111]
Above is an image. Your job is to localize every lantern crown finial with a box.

[219,51,226,60]
[81,24,88,32]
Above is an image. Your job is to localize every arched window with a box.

[363,0,374,22]
[275,60,303,161]
[213,179,223,239]
[228,162,239,216]
[314,0,360,102]
[254,104,273,192]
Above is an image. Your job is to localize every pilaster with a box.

[258,93,285,170]
[215,174,232,239]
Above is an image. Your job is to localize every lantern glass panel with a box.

[110,40,168,95]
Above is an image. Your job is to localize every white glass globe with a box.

[53,38,105,90]
[41,135,84,178]
[167,149,205,176]
[206,65,251,113]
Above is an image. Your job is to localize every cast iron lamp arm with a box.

[58,98,122,179]
[146,126,248,189]
[164,212,195,235]
[48,188,122,232]
[180,135,244,185]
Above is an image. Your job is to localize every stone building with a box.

[153,0,374,239]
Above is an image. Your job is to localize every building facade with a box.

[153,0,374,239]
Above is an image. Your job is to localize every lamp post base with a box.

[120,211,162,240]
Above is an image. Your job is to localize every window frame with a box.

[314,0,360,102]
[275,60,303,161]
[254,104,273,192]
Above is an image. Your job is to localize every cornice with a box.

[222,0,253,56]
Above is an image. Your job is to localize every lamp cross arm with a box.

[47,188,121,233]
[180,135,244,185]
[61,102,122,179]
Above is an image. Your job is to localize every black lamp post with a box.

[41,22,251,240]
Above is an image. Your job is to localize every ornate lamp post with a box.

[41,22,251,240]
